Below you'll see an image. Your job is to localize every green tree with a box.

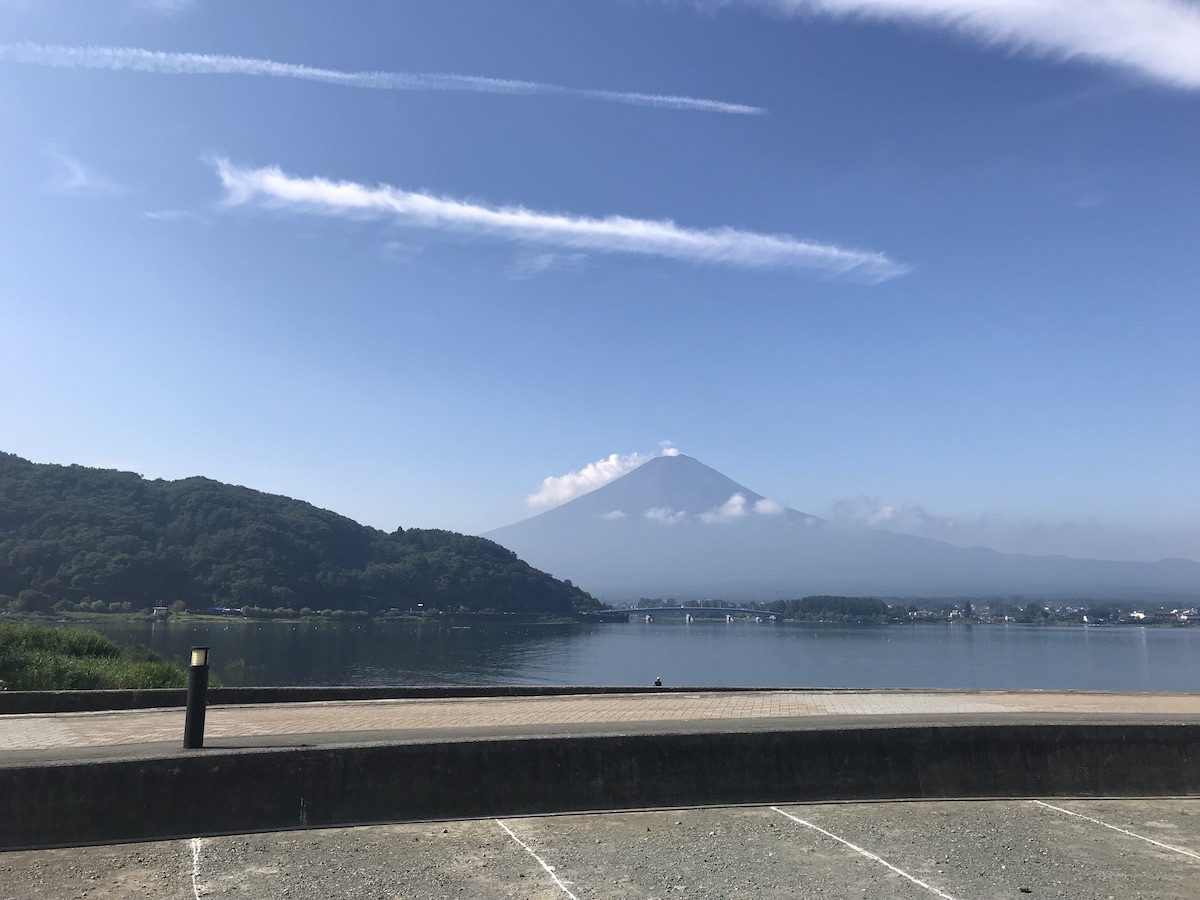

[1018,603,1046,623]
[14,589,53,614]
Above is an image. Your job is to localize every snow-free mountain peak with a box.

[507,453,811,527]
[484,454,1200,602]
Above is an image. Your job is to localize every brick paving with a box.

[2,689,1198,755]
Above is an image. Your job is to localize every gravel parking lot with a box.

[3,799,1197,900]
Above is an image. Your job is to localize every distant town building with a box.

[1131,609,1182,623]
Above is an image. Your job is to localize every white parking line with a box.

[495,819,580,899]
[771,807,962,900]
[1033,801,1200,861]
[190,838,204,900]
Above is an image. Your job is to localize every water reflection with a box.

[88,619,1200,691]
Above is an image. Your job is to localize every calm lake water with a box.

[87,618,1200,692]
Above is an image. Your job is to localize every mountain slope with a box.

[0,453,599,615]
[485,455,1200,602]
[508,455,817,528]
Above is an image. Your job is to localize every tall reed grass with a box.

[0,623,187,690]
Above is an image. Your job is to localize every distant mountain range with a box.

[484,454,1200,603]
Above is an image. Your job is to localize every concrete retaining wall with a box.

[0,685,768,714]
[3,723,1197,850]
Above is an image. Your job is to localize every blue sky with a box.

[1,0,1197,561]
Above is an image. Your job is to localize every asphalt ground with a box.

[4,689,1199,765]
[3,798,1198,900]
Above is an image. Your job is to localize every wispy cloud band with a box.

[0,42,766,115]
[44,150,122,196]
[213,158,906,280]
[714,0,1200,91]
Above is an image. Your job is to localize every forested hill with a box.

[0,453,601,616]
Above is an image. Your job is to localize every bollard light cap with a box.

[190,647,210,667]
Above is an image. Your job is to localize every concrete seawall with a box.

[3,722,1198,850]
[0,684,766,714]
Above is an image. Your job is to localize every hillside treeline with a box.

[0,453,600,616]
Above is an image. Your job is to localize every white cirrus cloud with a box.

[144,208,209,224]
[527,452,653,509]
[510,251,590,280]
[700,492,750,523]
[210,158,907,281]
[44,151,122,196]
[707,0,1200,91]
[0,42,765,114]
[601,510,628,520]
[754,498,785,515]
[645,506,688,524]
[134,0,195,14]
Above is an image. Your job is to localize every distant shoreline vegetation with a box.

[630,596,1197,626]
[0,597,622,625]
[1,593,1193,628]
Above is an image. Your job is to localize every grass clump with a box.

[0,623,187,690]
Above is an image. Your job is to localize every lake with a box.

[87,618,1200,692]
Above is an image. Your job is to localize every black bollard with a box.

[183,646,211,749]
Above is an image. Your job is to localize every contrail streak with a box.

[0,42,767,115]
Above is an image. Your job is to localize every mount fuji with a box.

[483,454,1200,603]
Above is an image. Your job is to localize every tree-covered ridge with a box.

[0,453,601,615]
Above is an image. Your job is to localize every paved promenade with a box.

[3,688,1199,764]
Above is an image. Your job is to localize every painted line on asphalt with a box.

[190,838,203,900]
[771,806,961,900]
[496,819,580,899]
[1033,801,1200,861]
